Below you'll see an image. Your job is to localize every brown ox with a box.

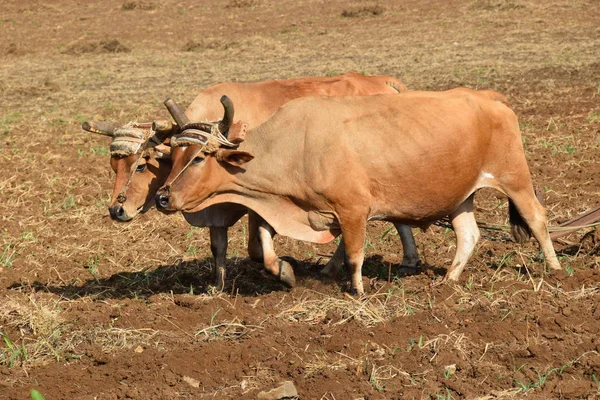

[155,88,561,295]
[82,72,420,288]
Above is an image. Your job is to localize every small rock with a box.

[182,376,200,388]
[367,341,385,359]
[257,381,298,399]
[134,346,144,353]
[443,364,457,377]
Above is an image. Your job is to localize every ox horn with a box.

[218,95,234,137]
[152,119,175,134]
[163,98,190,127]
[81,120,120,137]
[151,119,179,142]
[154,143,171,156]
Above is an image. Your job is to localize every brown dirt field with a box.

[1,0,599,398]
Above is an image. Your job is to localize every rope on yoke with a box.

[171,122,238,149]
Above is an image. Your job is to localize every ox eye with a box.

[192,156,204,165]
[136,164,147,172]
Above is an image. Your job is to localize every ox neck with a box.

[222,126,298,199]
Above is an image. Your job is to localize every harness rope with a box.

[434,219,600,237]
[548,222,600,232]
[171,122,237,148]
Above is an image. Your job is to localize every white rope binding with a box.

[109,122,163,157]
[171,123,238,151]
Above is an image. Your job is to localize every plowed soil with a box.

[0,0,599,399]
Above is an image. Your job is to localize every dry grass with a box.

[303,352,349,378]
[0,294,158,366]
[0,295,64,366]
[278,288,427,327]
[196,316,264,341]
[368,364,412,392]
[80,326,158,352]
[417,331,474,362]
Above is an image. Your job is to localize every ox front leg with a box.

[394,224,421,268]
[340,219,367,295]
[246,211,264,263]
[209,227,228,290]
[257,222,296,287]
[444,195,480,281]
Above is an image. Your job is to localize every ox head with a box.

[81,119,176,221]
[155,96,254,213]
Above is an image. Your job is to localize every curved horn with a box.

[218,95,234,137]
[154,144,171,156]
[182,122,213,132]
[152,119,175,133]
[81,121,120,137]
[163,98,190,127]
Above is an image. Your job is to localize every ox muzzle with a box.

[108,204,131,221]
[155,191,171,211]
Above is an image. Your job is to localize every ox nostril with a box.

[109,205,126,221]
[156,194,170,209]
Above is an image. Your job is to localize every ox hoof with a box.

[400,259,422,269]
[278,257,297,288]
[349,287,364,296]
[547,258,562,271]
[397,260,422,276]
[442,273,460,282]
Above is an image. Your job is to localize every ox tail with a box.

[508,187,544,243]
[509,200,531,243]
[386,79,408,93]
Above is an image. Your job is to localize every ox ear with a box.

[216,149,254,166]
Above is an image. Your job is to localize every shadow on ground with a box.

[10,254,444,300]
[16,257,287,300]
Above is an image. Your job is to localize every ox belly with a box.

[188,194,340,244]
[366,170,481,227]
[183,203,248,228]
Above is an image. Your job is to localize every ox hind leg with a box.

[396,224,420,268]
[246,211,264,263]
[209,227,228,290]
[501,185,561,271]
[321,224,420,278]
[320,238,347,278]
[444,194,481,281]
[257,222,296,287]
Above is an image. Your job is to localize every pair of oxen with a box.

[82,72,561,295]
